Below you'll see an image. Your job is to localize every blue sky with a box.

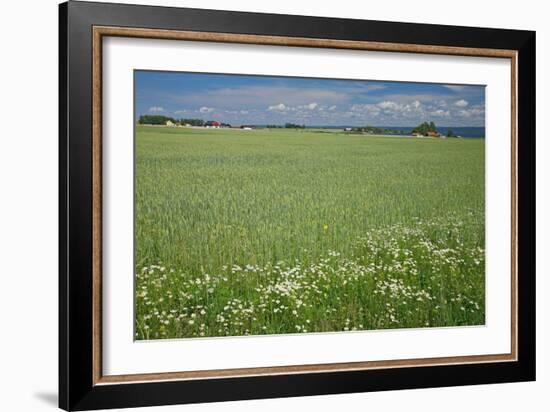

[135,71,485,127]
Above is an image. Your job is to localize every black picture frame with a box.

[59,1,536,410]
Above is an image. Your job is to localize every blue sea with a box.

[383,126,485,138]
[306,125,485,138]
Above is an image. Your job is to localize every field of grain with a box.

[135,125,485,340]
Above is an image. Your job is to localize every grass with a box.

[135,125,485,340]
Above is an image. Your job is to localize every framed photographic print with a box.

[59,1,536,410]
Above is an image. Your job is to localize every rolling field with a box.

[135,125,485,340]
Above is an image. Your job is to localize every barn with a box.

[205,120,221,128]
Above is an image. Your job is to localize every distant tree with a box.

[447,129,456,138]
[284,123,306,129]
[351,125,403,135]
[138,115,176,125]
[412,121,438,135]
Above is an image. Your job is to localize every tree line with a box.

[350,125,407,135]
[264,123,306,129]
[138,115,209,126]
[138,115,177,125]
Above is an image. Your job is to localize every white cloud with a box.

[377,100,400,110]
[267,103,288,111]
[293,102,319,111]
[458,107,484,118]
[148,106,164,112]
[328,105,337,111]
[454,99,469,107]
[358,100,423,117]
[350,104,381,114]
[199,106,214,113]
[430,109,450,117]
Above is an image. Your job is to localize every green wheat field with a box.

[135,125,485,340]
